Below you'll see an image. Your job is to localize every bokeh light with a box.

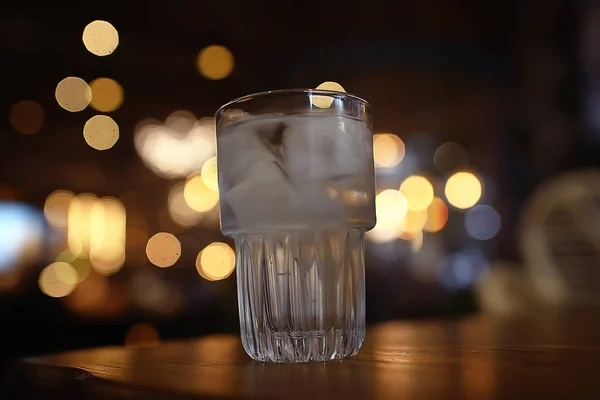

[201,156,219,192]
[67,195,126,275]
[376,189,408,223]
[424,197,449,233]
[90,197,127,275]
[125,323,160,348]
[165,111,198,138]
[56,250,91,282]
[55,77,91,112]
[367,189,408,243]
[52,261,79,285]
[146,232,181,268]
[9,100,44,134]
[39,262,78,298]
[410,231,424,253]
[196,242,235,281]
[397,210,428,240]
[82,20,119,56]
[196,45,234,80]
[0,272,19,292]
[316,81,345,91]
[134,115,216,179]
[373,133,405,168]
[400,175,434,211]
[126,226,148,249]
[67,194,96,257]
[62,271,117,317]
[439,250,489,289]
[55,249,77,263]
[89,77,124,112]
[168,182,204,227]
[184,176,219,212]
[465,205,501,240]
[445,172,482,209]
[83,115,120,150]
[433,142,469,173]
[44,190,75,229]
[311,81,345,108]
[0,201,45,274]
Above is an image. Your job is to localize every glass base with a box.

[234,229,365,363]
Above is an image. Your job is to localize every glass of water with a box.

[215,89,376,362]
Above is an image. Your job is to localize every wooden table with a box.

[3,311,600,399]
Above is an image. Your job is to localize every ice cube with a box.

[225,161,346,230]
[217,117,287,187]
[283,115,369,182]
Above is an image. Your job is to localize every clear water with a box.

[218,114,375,235]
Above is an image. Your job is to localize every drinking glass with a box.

[215,89,376,362]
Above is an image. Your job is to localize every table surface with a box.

[3,311,600,399]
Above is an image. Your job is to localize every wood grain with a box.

[3,311,600,399]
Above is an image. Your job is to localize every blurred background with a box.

[1,0,600,368]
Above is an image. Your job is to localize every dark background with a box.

[1,0,599,370]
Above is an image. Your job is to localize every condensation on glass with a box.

[215,89,376,362]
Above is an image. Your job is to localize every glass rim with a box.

[215,88,370,117]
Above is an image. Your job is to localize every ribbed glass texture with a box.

[235,229,365,363]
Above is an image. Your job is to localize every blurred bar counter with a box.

[3,307,600,399]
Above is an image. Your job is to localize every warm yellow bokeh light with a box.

[400,175,434,211]
[196,242,235,281]
[89,198,126,275]
[55,77,91,112]
[9,100,45,134]
[311,81,346,108]
[376,189,408,224]
[168,182,204,227]
[67,195,126,275]
[366,225,397,244]
[56,250,91,282]
[134,116,216,179]
[90,77,123,112]
[82,20,119,56]
[373,133,405,168]
[146,232,181,268]
[52,262,79,285]
[39,262,78,298]
[83,115,120,150]
[184,176,219,212]
[367,189,408,243]
[55,249,77,263]
[68,194,97,257]
[44,190,75,229]
[424,197,449,232]
[201,156,219,192]
[125,323,160,348]
[397,210,428,240]
[445,172,482,209]
[196,45,234,80]
[317,81,345,91]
